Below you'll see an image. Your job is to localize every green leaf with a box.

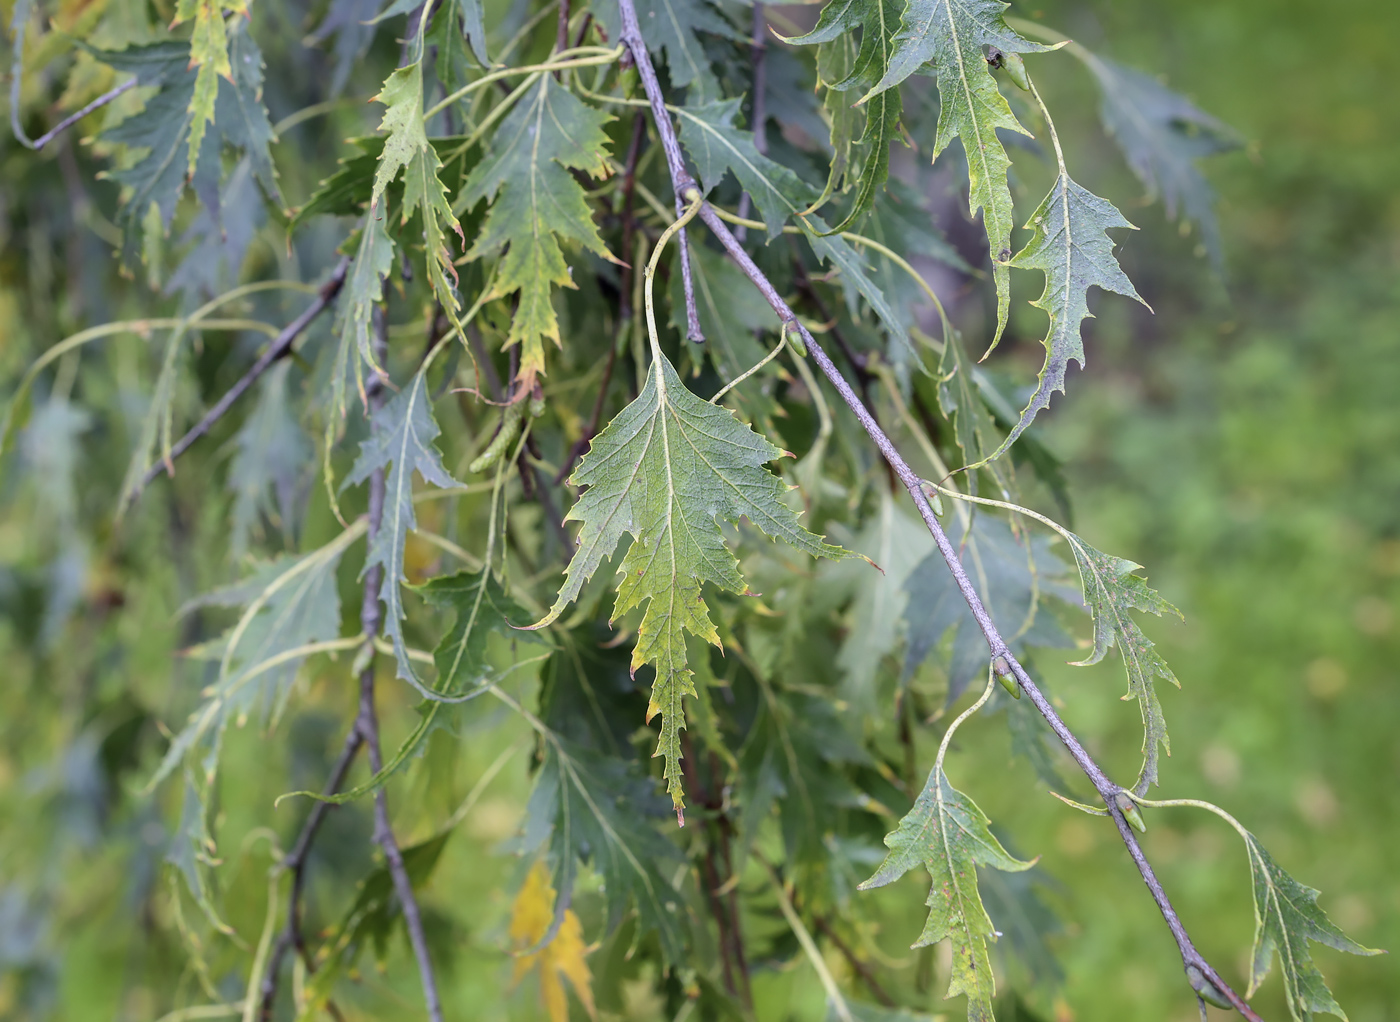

[993,173,1146,460]
[679,97,817,242]
[822,491,932,709]
[416,568,538,692]
[167,773,233,934]
[327,211,395,432]
[1242,832,1382,1021]
[171,0,248,174]
[460,76,614,386]
[524,740,687,962]
[938,331,1015,495]
[370,60,465,315]
[97,32,280,264]
[859,767,1032,1021]
[535,352,851,810]
[1057,532,1180,791]
[864,0,1050,344]
[785,0,905,231]
[1076,51,1240,272]
[227,361,310,560]
[345,373,462,689]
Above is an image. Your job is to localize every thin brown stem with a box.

[733,2,767,243]
[814,915,895,1008]
[19,77,138,151]
[257,725,364,1021]
[136,259,351,494]
[616,7,1264,1014]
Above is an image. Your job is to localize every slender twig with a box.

[17,77,138,151]
[814,915,896,1008]
[257,726,364,1021]
[613,3,701,344]
[615,6,1263,1015]
[136,259,351,494]
[357,305,446,1022]
[733,2,767,243]
[554,0,571,66]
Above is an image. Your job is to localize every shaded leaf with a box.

[993,173,1145,460]
[510,863,596,1022]
[524,740,686,962]
[597,0,737,100]
[904,514,1074,705]
[1077,51,1240,271]
[227,361,310,559]
[345,373,461,688]
[150,530,355,790]
[938,330,1015,496]
[859,768,1032,1021]
[416,568,539,692]
[822,490,932,709]
[676,102,908,351]
[864,0,1050,343]
[1243,832,1382,1021]
[534,353,850,809]
[170,0,247,172]
[461,76,614,386]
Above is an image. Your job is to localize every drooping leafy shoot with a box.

[862,0,1051,344]
[531,352,851,811]
[344,373,462,692]
[861,674,1033,1021]
[416,568,539,693]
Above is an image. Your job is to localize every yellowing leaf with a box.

[460,76,614,388]
[533,352,852,810]
[510,864,596,1022]
[172,0,248,173]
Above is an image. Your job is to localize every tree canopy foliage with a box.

[0,0,1389,1019]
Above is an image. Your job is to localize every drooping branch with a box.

[613,4,1263,1016]
[135,258,351,495]
[733,1,768,243]
[359,304,446,1022]
[257,725,364,1021]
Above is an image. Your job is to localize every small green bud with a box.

[468,400,524,474]
[786,322,807,358]
[1001,52,1031,91]
[1185,965,1233,1010]
[1115,792,1147,833]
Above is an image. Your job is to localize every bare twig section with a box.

[554,0,571,67]
[136,258,352,495]
[814,915,896,1008]
[613,5,702,343]
[257,726,364,1021]
[358,308,446,1022]
[613,2,1265,1013]
[734,2,768,242]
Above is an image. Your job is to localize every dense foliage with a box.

[1,0,1389,1020]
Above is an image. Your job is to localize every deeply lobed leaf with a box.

[860,768,1032,1021]
[535,353,851,810]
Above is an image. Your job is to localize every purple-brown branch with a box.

[136,258,351,495]
[613,3,1264,1016]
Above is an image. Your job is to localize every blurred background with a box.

[986,0,1400,1018]
[1,0,1396,1019]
